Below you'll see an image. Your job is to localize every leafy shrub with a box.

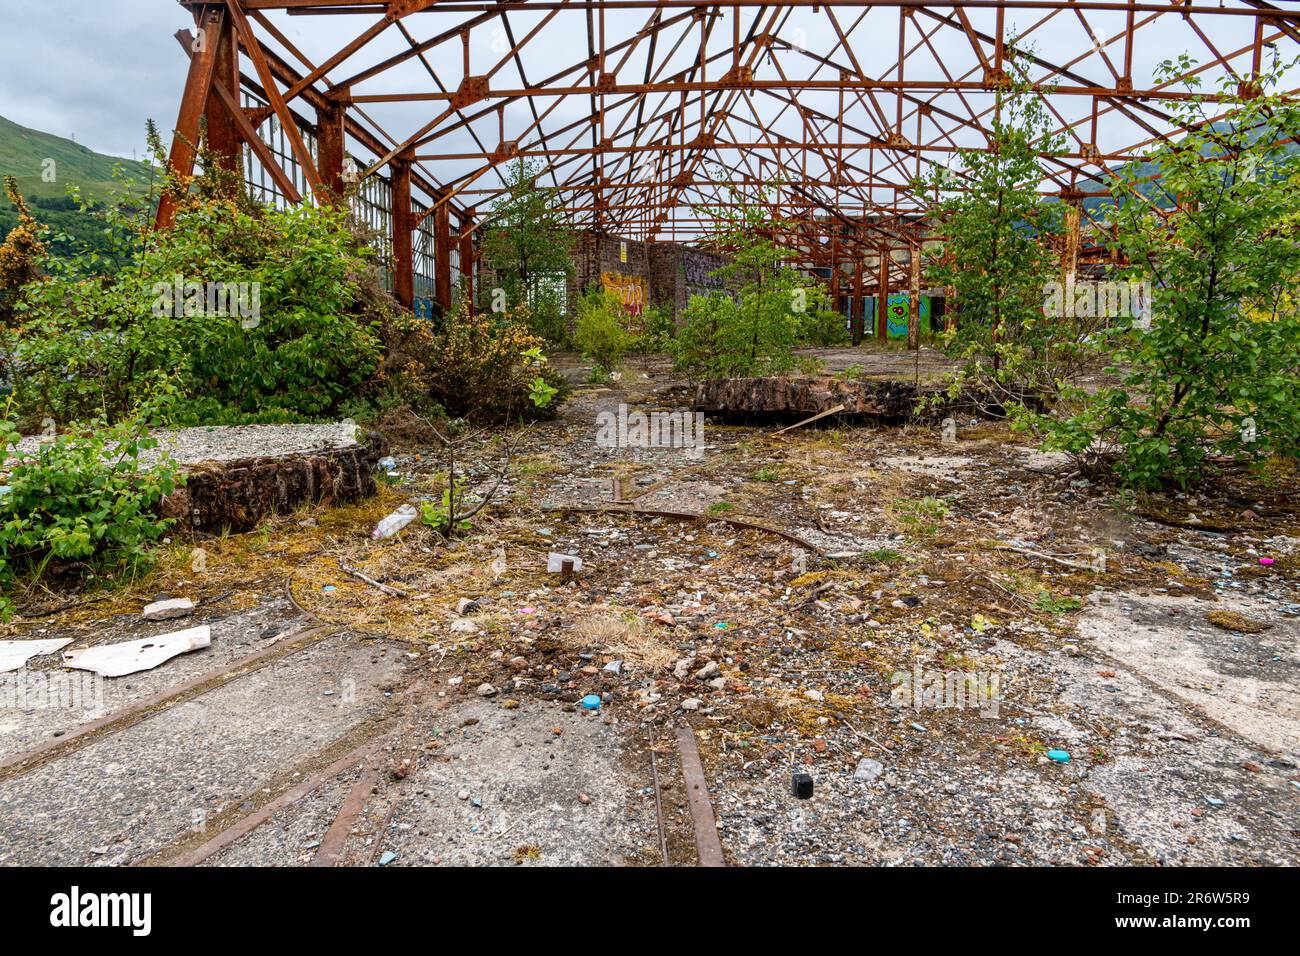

[574,286,632,377]
[674,184,841,381]
[8,141,383,427]
[631,302,677,361]
[411,300,569,421]
[0,176,46,329]
[0,417,181,618]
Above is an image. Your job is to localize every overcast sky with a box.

[0,0,1278,213]
[0,1,195,158]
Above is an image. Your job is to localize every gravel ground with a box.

[2,348,1295,866]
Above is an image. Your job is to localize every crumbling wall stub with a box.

[692,376,946,423]
[159,435,388,534]
[570,232,732,325]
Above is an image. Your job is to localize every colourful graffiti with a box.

[601,271,647,316]
[883,294,931,338]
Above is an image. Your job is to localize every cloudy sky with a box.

[0,0,1279,221]
[0,1,196,158]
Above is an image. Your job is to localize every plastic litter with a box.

[0,638,73,674]
[580,694,602,710]
[1047,749,1070,763]
[371,503,418,540]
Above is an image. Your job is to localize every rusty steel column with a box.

[829,234,840,321]
[391,151,414,310]
[851,259,864,346]
[458,216,474,310]
[433,196,453,314]
[908,244,921,351]
[204,5,241,173]
[876,250,890,340]
[156,5,225,229]
[1063,201,1082,305]
[316,97,348,203]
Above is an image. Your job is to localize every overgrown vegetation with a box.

[4,129,385,428]
[0,414,181,620]
[401,299,569,422]
[476,159,576,345]
[917,61,1083,415]
[574,285,633,378]
[1031,58,1300,488]
[0,126,580,611]
[0,175,45,329]
[417,347,560,538]
[674,179,843,380]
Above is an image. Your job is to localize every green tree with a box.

[675,178,840,380]
[917,66,1072,413]
[477,159,575,344]
[1037,56,1300,488]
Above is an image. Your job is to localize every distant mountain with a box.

[1068,119,1300,214]
[0,114,155,261]
[0,113,152,201]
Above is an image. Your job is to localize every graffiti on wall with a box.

[683,250,725,296]
[885,294,930,338]
[601,271,647,316]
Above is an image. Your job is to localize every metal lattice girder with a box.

[170,0,1300,273]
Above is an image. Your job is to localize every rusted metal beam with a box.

[204,5,243,171]
[458,216,475,306]
[156,6,227,229]
[392,150,415,309]
[433,193,453,311]
[675,726,725,868]
[171,0,1299,252]
[172,30,304,203]
[316,98,348,202]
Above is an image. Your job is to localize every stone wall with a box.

[692,376,949,424]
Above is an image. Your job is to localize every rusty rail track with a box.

[0,623,338,784]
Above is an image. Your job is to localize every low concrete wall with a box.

[159,433,387,534]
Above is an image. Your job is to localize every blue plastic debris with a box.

[580,694,602,710]
[1047,749,1070,763]
[377,851,397,867]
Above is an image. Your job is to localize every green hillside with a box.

[0,114,156,263]
[0,113,153,201]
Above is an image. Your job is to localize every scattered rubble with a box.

[3,351,1296,867]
